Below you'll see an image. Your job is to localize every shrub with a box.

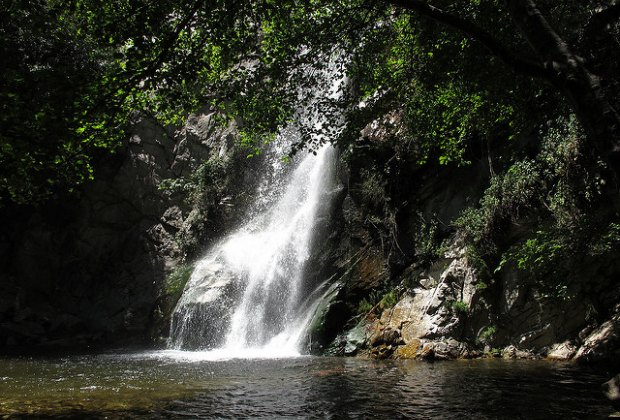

[357,288,401,315]
[380,289,399,309]
[453,115,589,258]
[358,167,386,211]
[451,300,469,317]
[357,289,382,315]
[479,325,497,344]
[414,214,450,266]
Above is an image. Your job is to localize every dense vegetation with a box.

[3,0,619,203]
[2,0,620,300]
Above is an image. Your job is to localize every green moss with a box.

[165,265,193,299]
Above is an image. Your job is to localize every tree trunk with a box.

[506,0,620,165]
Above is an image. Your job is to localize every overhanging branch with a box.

[384,0,554,81]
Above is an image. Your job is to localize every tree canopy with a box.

[1,0,619,205]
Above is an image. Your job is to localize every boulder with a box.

[344,321,368,355]
[547,341,577,361]
[502,344,536,359]
[575,309,620,364]
[603,374,620,412]
[369,326,403,347]
[393,339,423,359]
[168,256,241,349]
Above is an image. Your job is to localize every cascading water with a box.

[168,134,338,359]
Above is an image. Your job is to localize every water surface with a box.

[0,351,613,418]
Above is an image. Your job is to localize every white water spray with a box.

[168,138,337,359]
[169,55,347,360]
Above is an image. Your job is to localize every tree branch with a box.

[135,0,205,84]
[505,0,574,65]
[384,0,553,81]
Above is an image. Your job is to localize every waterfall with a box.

[168,135,338,359]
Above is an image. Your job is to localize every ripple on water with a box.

[0,352,614,418]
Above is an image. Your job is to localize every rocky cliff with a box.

[306,112,620,366]
[1,107,619,366]
[0,110,255,349]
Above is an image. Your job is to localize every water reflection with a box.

[0,352,613,418]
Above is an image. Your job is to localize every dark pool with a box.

[0,350,614,418]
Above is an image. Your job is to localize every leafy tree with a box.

[384,0,620,166]
[1,0,619,205]
[0,0,108,204]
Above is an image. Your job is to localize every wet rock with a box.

[371,344,395,359]
[603,374,620,412]
[365,244,479,349]
[169,259,240,350]
[307,281,350,353]
[502,345,536,359]
[0,110,249,348]
[344,320,368,356]
[484,346,502,358]
[434,338,468,360]
[325,111,620,362]
[547,341,578,361]
[420,342,436,360]
[575,308,620,364]
[432,341,455,360]
[419,277,436,290]
[369,326,403,347]
[393,339,422,359]
[460,347,483,359]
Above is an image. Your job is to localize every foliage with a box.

[357,288,400,315]
[6,0,612,205]
[160,156,229,207]
[454,116,587,256]
[496,220,620,301]
[351,162,405,258]
[450,300,469,317]
[0,0,114,204]
[357,295,376,315]
[414,214,449,266]
[358,167,386,211]
[380,289,400,309]
[479,325,497,344]
[496,230,570,300]
[454,159,544,254]
[455,115,620,301]
[160,155,234,256]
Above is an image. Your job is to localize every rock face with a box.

[2,103,619,364]
[308,111,620,364]
[168,258,241,349]
[0,110,253,349]
[347,245,483,360]
[574,305,620,364]
[603,374,620,412]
